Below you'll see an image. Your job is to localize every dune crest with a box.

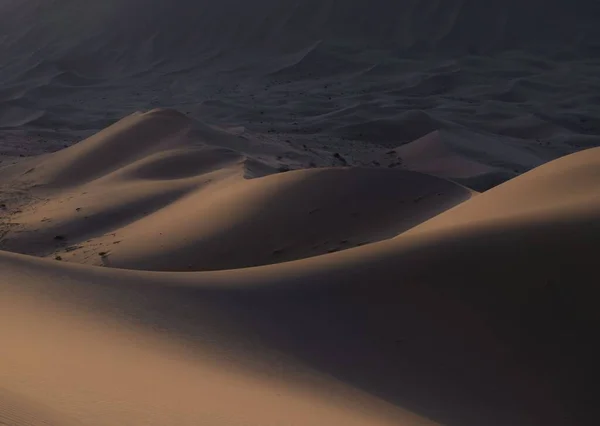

[1,1,599,424]
[1,107,599,425]
[0,110,475,270]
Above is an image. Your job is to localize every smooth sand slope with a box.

[0,109,475,270]
[1,109,599,426]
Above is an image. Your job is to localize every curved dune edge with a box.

[1,113,598,425]
[0,109,476,271]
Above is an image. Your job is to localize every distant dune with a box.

[1,1,600,189]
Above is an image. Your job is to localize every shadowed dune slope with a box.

[1,1,599,425]
[1,143,599,425]
[0,109,475,270]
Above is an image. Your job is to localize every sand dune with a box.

[1,1,599,425]
[390,128,549,190]
[0,110,475,270]
[1,108,599,425]
[2,1,599,178]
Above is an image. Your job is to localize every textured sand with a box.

[1,109,599,425]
